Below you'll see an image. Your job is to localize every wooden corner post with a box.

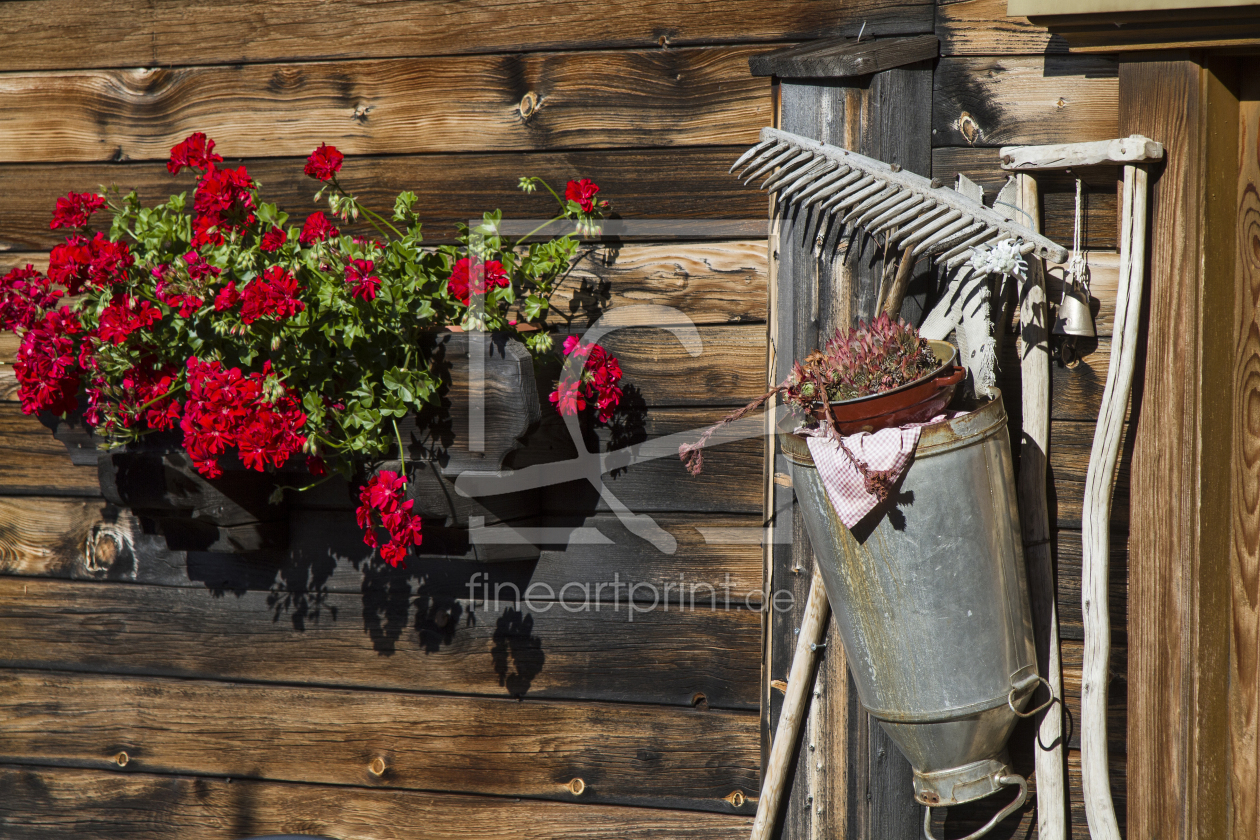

[753,34,937,840]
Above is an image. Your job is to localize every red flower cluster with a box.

[259,226,287,252]
[549,335,623,422]
[356,470,423,567]
[565,178,601,213]
[192,165,256,248]
[167,132,223,175]
[50,191,106,230]
[84,357,180,433]
[48,233,134,295]
[180,358,307,478]
[14,307,82,416]
[235,266,305,324]
[304,143,344,182]
[299,211,339,246]
[446,257,509,305]
[345,258,380,301]
[154,251,223,317]
[97,294,163,345]
[0,265,61,333]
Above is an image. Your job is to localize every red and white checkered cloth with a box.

[803,414,955,529]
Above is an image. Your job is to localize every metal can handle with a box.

[1007,673,1056,718]
[922,773,1028,840]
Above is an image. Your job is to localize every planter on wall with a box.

[60,331,541,556]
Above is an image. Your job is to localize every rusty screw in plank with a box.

[369,757,386,776]
[567,777,586,795]
[114,751,129,767]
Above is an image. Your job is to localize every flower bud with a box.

[271,335,282,351]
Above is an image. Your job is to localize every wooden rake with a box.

[740,129,1069,840]
[733,128,1069,319]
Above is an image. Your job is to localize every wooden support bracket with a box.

[999,135,1165,171]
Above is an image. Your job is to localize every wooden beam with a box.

[748,34,939,78]
[1120,53,1234,840]
[1000,136,1165,170]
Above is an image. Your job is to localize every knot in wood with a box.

[519,91,540,121]
[369,757,387,776]
[567,777,586,795]
[725,790,747,808]
[114,751,129,767]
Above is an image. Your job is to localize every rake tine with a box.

[780,162,839,202]
[766,158,828,195]
[911,215,976,257]
[900,210,964,252]
[759,151,814,190]
[742,146,797,184]
[732,143,785,180]
[827,179,885,214]
[802,169,863,207]
[886,204,952,245]
[844,187,901,225]
[815,176,877,214]
[730,139,776,174]
[923,221,987,256]
[793,166,852,205]
[873,198,933,234]
[859,193,919,230]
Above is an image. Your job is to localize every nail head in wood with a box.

[999,135,1165,171]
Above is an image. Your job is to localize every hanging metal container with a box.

[780,394,1047,839]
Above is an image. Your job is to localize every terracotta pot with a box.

[809,340,963,435]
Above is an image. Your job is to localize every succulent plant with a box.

[782,312,939,411]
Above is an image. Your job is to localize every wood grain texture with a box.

[600,324,766,406]
[933,56,1118,148]
[0,669,760,813]
[1231,74,1260,840]
[1121,55,1233,840]
[1055,529,1129,645]
[931,146,1118,251]
[0,0,935,73]
[0,411,100,496]
[0,48,769,163]
[748,34,939,78]
[0,765,754,840]
[1031,8,1260,54]
[0,577,760,709]
[935,0,1061,56]
[0,147,767,251]
[0,496,765,600]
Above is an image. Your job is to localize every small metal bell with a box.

[1052,280,1096,338]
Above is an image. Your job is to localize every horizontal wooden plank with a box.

[0,146,767,251]
[1061,638,1128,756]
[748,33,939,78]
[0,412,100,496]
[0,49,770,163]
[932,146,1119,251]
[0,764,754,840]
[0,0,934,72]
[933,55,1118,148]
[936,0,1062,57]
[999,334,1116,423]
[0,669,759,813]
[0,497,765,599]
[553,240,768,327]
[601,324,766,406]
[0,577,760,709]
[1047,419,1131,530]
[1053,528,1128,643]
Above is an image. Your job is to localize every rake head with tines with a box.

[733,128,1069,271]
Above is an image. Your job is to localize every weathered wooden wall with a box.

[0,1,1128,839]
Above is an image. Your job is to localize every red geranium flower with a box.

[168,132,223,175]
[299,211,339,245]
[446,257,509,305]
[565,178,601,213]
[0,265,61,333]
[97,295,163,345]
[50,192,106,230]
[214,280,241,312]
[48,233,133,295]
[259,226,287,252]
[345,259,380,301]
[191,164,256,248]
[239,266,305,324]
[356,470,423,567]
[14,306,82,416]
[551,336,623,423]
[304,143,344,182]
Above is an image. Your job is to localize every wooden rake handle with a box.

[749,566,831,840]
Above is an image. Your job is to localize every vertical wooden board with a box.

[1232,72,1260,840]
